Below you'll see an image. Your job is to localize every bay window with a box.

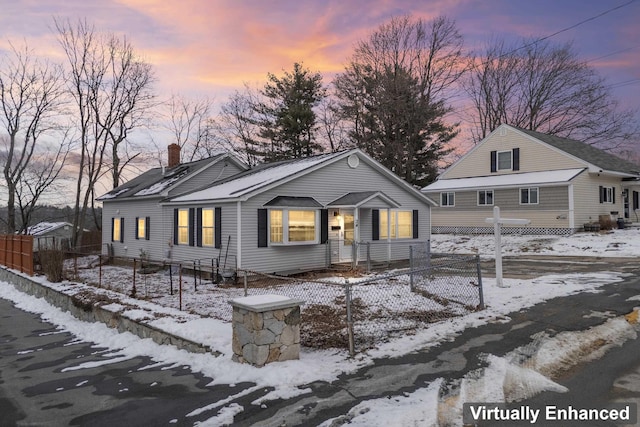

[269,209,318,244]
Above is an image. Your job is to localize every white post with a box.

[493,206,504,287]
[485,206,530,289]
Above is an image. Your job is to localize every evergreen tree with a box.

[255,63,326,161]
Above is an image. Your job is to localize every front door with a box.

[340,209,355,262]
[328,208,355,263]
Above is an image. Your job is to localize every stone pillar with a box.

[229,294,304,367]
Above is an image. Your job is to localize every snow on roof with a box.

[171,151,346,203]
[26,222,72,236]
[134,168,189,196]
[423,168,585,192]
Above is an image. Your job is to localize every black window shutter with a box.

[145,217,150,240]
[173,209,179,245]
[257,209,268,247]
[188,208,195,246]
[196,208,203,247]
[599,186,604,204]
[413,210,419,239]
[135,217,139,240]
[372,209,380,241]
[111,218,115,242]
[215,207,222,249]
[613,187,616,204]
[320,209,328,244]
[490,151,497,173]
[512,148,520,171]
[120,218,124,243]
[634,191,639,210]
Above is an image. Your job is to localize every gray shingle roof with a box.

[97,154,226,201]
[516,127,640,175]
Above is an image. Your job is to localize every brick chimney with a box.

[168,143,181,168]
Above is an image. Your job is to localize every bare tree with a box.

[213,85,264,167]
[465,38,640,147]
[163,94,214,163]
[56,18,156,246]
[334,15,466,186]
[0,42,66,233]
[316,97,350,152]
[15,135,73,233]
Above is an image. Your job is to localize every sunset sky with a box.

[3,0,638,106]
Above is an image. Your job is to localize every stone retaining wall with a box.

[0,267,218,356]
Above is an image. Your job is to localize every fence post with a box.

[366,242,371,273]
[345,279,355,357]
[476,254,485,309]
[409,245,415,292]
[169,263,174,295]
[426,240,431,270]
[243,270,248,297]
[132,258,137,297]
[99,255,102,288]
[193,261,197,291]
[179,263,183,311]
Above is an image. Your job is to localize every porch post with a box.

[386,208,391,263]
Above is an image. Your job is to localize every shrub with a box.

[599,215,614,231]
[39,247,65,282]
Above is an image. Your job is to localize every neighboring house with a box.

[99,148,436,274]
[26,222,73,251]
[422,124,640,235]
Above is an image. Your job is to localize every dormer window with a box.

[490,148,520,173]
[497,151,512,170]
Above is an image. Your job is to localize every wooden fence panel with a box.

[0,234,33,276]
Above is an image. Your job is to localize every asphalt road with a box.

[2,256,640,426]
[0,297,260,427]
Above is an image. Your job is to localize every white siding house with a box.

[100,149,436,274]
[422,124,640,234]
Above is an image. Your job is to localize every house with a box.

[422,124,640,235]
[99,147,436,274]
[97,144,249,258]
[26,222,74,251]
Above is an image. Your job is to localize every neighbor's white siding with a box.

[442,127,584,179]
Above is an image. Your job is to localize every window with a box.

[136,217,150,240]
[201,209,214,246]
[601,186,615,203]
[380,210,413,239]
[520,187,539,205]
[112,218,123,242]
[270,210,283,243]
[177,209,189,244]
[441,192,455,207]
[478,190,494,206]
[497,150,512,170]
[269,209,317,244]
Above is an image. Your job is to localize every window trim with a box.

[441,192,455,207]
[520,187,539,205]
[268,208,320,245]
[201,208,215,247]
[602,186,615,204]
[477,190,494,206]
[380,209,414,240]
[497,150,512,171]
[112,217,123,243]
[177,208,190,245]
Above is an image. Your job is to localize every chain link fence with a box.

[241,250,484,354]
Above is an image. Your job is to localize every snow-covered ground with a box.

[1,228,639,426]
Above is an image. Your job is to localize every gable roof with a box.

[514,127,640,176]
[327,191,401,208]
[97,153,247,201]
[168,149,437,206]
[25,222,72,236]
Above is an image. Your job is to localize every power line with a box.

[489,0,637,61]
